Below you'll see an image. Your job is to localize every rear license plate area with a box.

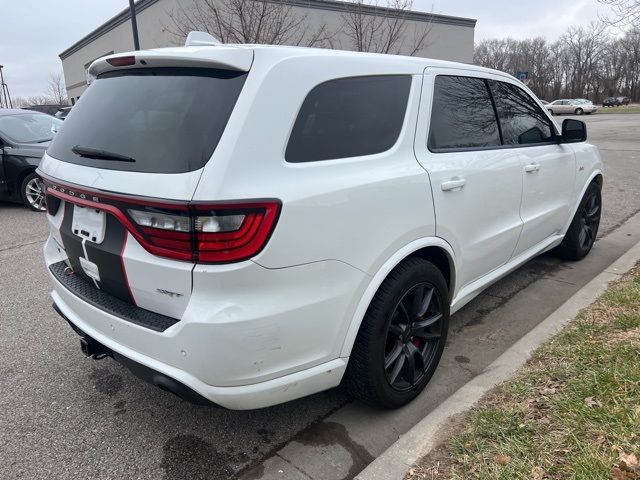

[72,205,106,244]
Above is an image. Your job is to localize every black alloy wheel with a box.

[384,282,444,392]
[553,182,601,261]
[577,188,600,251]
[344,257,449,409]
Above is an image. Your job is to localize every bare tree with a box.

[162,0,333,47]
[46,71,68,104]
[473,38,519,72]
[562,22,608,98]
[340,0,433,56]
[11,95,57,107]
[598,0,640,27]
[473,21,640,103]
[619,26,640,99]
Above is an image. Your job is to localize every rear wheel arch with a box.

[409,246,453,298]
[342,255,451,407]
[339,242,455,360]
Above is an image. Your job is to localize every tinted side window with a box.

[428,76,500,151]
[285,76,411,163]
[490,81,554,145]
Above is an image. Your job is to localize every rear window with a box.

[285,75,411,163]
[47,68,247,173]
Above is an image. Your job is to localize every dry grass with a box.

[407,264,640,479]
[597,105,640,114]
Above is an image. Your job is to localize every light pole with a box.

[129,0,140,50]
[0,65,13,109]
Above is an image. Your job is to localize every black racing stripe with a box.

[59,202,135,305]
[60,202,89,279]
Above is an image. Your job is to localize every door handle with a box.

[525,163,540,173]
[441,177,467,191]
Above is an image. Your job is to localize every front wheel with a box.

[21,172,46,212]
[575,108,584,115]
[344,258,449,409]
[553,182,601,260]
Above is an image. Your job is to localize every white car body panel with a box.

[512,144,576,257]
[39,153,204,201]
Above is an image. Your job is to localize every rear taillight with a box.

[127,202,281,263]
[43,180,280,264]
[193,203,280,263]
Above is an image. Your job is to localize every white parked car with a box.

[40,32,603,410]
[546,99,598,115]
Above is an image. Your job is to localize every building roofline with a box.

[59,0,476,60]
[60,0,161,60]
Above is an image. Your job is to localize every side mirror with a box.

[561,119,587,143]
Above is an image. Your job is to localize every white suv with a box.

[40,33,602,410]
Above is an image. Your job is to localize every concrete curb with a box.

[355,239,640,480]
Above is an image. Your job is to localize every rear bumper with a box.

[53,301,219,407]
[45,236,364,409]
[51,292,349,409]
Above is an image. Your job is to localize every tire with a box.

[553,182,601,261]
[344,257,449,409]
[20,172,46,212]
[575,108,584,115]
[547,109,554,116]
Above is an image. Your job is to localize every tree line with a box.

[474,22,639,102]
[11,72,68,108]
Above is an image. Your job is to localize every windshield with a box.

[47,67,247,174]
[0,112,62,143]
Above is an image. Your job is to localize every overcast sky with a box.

[0,0,618,99]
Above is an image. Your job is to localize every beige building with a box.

[60,0,476,103]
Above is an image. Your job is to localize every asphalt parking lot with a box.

[1,112,639,479]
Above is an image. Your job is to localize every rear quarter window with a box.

[285,75,411,163]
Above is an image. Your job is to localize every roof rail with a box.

[185,31,222,47]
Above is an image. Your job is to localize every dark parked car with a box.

[617,96,631,106]
[23,104,70,116]
[0,109,62,211]
[603,97,620,107]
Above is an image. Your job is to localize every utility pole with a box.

[0,65,13,109]
[129,0,140,50]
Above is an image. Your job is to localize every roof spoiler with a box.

[185,31,222,47]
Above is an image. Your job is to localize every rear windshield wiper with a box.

[72,145,136,162]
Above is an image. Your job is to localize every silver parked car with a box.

[546,99,597,116]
